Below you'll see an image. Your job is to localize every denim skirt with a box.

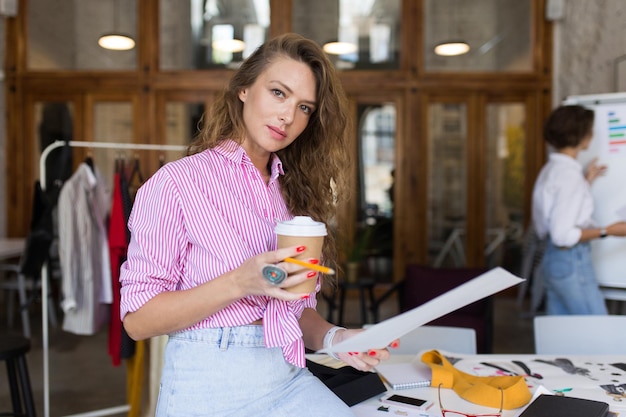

[541,241,607,315]
[155,325,356,417]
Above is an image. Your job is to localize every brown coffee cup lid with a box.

[275,216,327,237]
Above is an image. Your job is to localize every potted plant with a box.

[345,223,376,283]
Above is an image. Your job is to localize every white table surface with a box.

[0,237,25,260]
[308,352,626,417]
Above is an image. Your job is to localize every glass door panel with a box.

[352,102,396,282]
[160,0,270,70]
[485,102,526,270]
[427,102,468,267]
[93,101,134,190]
[33,101,76,184]
[164,102,204,147]
[28,0,138,70]
[292,0,401,70]
[423,0,532,72]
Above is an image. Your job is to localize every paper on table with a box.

[318,267,524,354]
[617,205,626,221]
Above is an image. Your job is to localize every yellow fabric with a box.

[421,350,531,410]
[126,339,145,417]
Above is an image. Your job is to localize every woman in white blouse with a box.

[532,105,626,315]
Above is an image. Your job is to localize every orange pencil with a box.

[284,257,336,275]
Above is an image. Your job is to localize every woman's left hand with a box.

[332,328,398,372]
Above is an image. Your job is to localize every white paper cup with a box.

[275,216,327,293]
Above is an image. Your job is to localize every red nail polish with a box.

[368,350,376,357]
[296,246,306,252]
[350,352,359,355]
[390,341,399,349]
[307,271,317,278]
[309,259,319,264]
[300,294,310,299]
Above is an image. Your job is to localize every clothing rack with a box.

[39,140,188,417]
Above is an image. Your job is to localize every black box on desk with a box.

[518,394,609,417]
[306,359,387,406]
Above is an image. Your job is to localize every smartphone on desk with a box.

[379,393,434,411]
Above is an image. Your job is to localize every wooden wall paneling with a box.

[269,0,292,37]
[465,94,486,268]
[7,88,28,237]
[392,88,420,280]
[533,0,552,77]
[5,0,26,237]
[523,91,549,231]
[152,70,234,91]
[138,0,158,176]
[401,0,420,74]
[415,92,431,266]
[335,96,358,267]
[139,0,158,75]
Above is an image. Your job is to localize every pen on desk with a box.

[513,360,543,379]
[284,257,336,275]
[480,362,517,375]
[554,388,572,396]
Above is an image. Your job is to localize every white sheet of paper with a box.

[318,267,524,354]
[617,205,626,221]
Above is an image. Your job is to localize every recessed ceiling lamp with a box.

[98,0,135,51]
[323,41,357,55]
[98,33,136,51]
[434,0,470,57]
[434,41,470,56]
[212,38,246,53]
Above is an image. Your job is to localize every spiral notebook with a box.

[375,361,432,390]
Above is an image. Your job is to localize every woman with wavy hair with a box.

[119,33,394,416]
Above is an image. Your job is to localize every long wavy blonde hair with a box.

[189,33,351,275]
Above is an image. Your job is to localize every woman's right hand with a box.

[585,157,607,184]
[607,221,626,237]
[231,245,318,301]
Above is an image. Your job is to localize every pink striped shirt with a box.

[119,140,318,367]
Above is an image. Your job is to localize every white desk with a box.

[309,353,626,417]
[0,238,25,260]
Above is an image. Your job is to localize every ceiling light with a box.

[98,33,136,51]
[212,39,246,53]
[434,41,470,57]
[98,0,135,51]
[323,41,358,55]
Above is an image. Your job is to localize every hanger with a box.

[84,151,95,173]
[115,152,127,175]
[128,153,145,185]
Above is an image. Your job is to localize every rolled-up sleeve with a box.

[119,170,188,319]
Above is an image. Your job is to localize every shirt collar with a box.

[548,152,583,172]
[214,139,284,178]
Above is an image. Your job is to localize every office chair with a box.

[534,315,626,354]
[371,264,493,353]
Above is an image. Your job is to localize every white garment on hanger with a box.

[58,162,113,335]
